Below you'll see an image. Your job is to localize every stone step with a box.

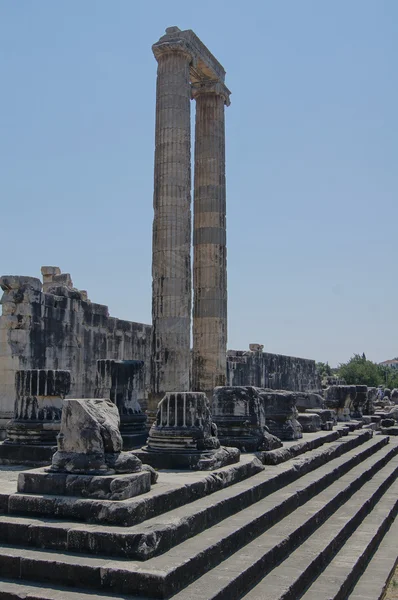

[256,427,345,464]
[0,578,138,599]
[172,440,398,600]
[299,483,398,600]
[0,429,351,522]
[238,451,398,600]
[0,436,395,598]
[347,504,398,600]
[0,431,378,559]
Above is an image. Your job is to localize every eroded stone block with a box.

[324,385,357,420]
[95,359,147,449]
[257,389,303,440]
[212,386,282,451]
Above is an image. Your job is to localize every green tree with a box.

[337,354,382,387]
[316,362,332,378]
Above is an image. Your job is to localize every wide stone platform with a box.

[0,427,397,600]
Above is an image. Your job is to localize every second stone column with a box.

[192,81,230,395]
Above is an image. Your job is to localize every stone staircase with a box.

[0,429,397,599]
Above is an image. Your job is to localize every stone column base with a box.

[4,420,60,446]
[0,442,55,466]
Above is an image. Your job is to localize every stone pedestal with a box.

[135,392,240,470]
[95,360,147,449]
[212,386,282,451]
[324,385,357,421]
[257,389,303,440]
[353,385,368,418]
[17,398,155,501]
[294,392,324,412]
[366,387,378,415]
[297,413,322,433]
[305,408,336,430]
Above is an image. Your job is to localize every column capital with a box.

[191,80,231,106]
[152,39,193,63]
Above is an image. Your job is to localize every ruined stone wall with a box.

[0,272,151,436]
[226,349,321,392]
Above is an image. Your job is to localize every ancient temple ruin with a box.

[0,25,397,600]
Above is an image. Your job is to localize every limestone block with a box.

[384,388,392,399]
[294,392,324,412]
[96,359,146,416]
[249,344,264,352]
[387,407,398,422]
[212,386,282,451]
[297,413,322,433]
[257,389,303,440]
[324,385,357,420]
[352,385,368,418]
[95,359,147,449]
[391,389,398,404]
[41,266,61,278]
[0,276,42,293]
[366,387,378,415]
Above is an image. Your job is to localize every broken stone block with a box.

[380,425,398,436]
[324,385,357,420]
[387,407,398,422]
[381,418,395,428]
[257,389,302,440]
[0,275,42,293]
[352,385,368,418]
[305,408,336,429]
[384,388,391,399]
[212,386,282,452]
[365,387,378,415]
[249,343,264,352]
[294,392,324,412]
[297,413,322,433]
[5,369,71,446]
[391,389,398,404]
[95,360,147,449]
[135,392,240,470]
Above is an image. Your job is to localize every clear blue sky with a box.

[1,1,397,367]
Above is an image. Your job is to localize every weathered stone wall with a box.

[0,270,151,437]
[226,349,321,392]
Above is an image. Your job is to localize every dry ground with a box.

[384,564,398,599]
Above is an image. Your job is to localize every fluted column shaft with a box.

[192,83,230,394]
[151,45,192,405]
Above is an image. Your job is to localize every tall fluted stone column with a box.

[150,29,193,414]
[192,81,230,395]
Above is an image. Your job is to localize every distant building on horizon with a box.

[379,359,398,370]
